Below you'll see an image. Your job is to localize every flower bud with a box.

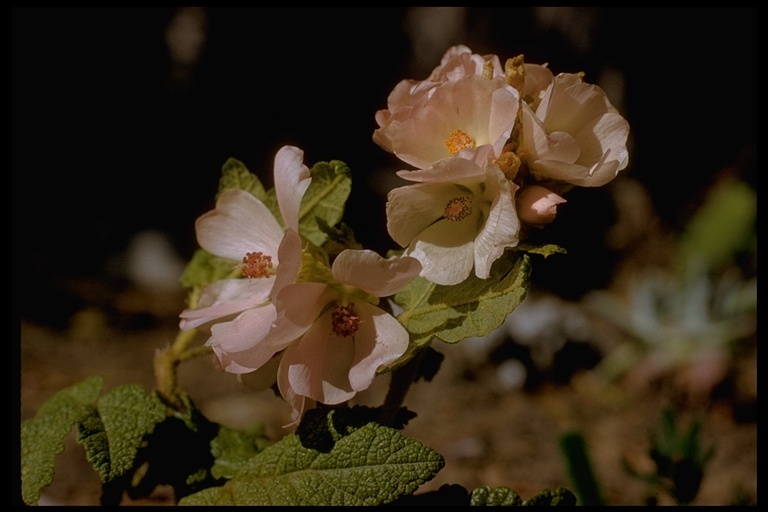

[516,185,566,226]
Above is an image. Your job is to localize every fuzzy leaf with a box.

[76,385,167,482]
[179,408,444,506]
[470,486,523,506]
[209,423,270,480]
[521,487,578,506]
[179,248,239,289]
[216,157,269,202]
[21,376,105,505]
[298,160,352,246]
[394,251,531,349]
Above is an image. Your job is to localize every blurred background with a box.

[14,7,756,505]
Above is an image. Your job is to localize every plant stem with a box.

[153,328,204,411]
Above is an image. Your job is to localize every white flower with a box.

[519,72,630,187]
[386,150,520,285]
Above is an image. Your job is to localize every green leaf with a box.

[216,157,269,203]
[179,248,239,290]
[470,486,523,506]
[517,243,567,258]
[299,160,352,247]
[394,251,531,348]
[21,376,105,505]
[77,385,167,482]
[522,487,578,506]
[209,423,270,480]
[179,408,444,506]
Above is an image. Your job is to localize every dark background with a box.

[13,7,756,323]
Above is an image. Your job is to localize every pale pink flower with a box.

[516,184,567,226]
[519,72,630,187]
[229,232,422,422]
[386,150,520,286]
[178,146,311,370]
[373,74,519,169]
[374,45,505,130]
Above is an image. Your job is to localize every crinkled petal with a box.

[348,302,409,392]
[331,250,422,298]
[196,189,283,262]
[283,310,356,405]
[179,276,275,330]
[273,146,311,233]
[473,167,520,279]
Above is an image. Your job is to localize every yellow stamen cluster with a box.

[445,129,475,155]
[443,196,473,221]
[331,302,361,338]
[241,251,273,279]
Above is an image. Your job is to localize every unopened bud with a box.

[516,185,566,226]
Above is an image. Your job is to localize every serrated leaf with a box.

[216,157,269,202]
[521,487,577,506]
[179,248,239,290]
[77,385,167,482]
[298,160,352,246]
[394,251,531,347]
[209,423,269,480]
[21,375,105,505]
[470,485,523,506]
[179,409,444,506]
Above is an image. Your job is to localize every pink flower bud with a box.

[516,185,566,226]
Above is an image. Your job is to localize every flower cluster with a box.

[375,45,630,285]
[179,45,629,424]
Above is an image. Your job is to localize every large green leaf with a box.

[179,408,444,506]
[394,251,531,348]
[21,376,105,505]
[76,385,167,482]
[298,160,352,247]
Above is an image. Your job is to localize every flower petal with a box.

[263,282,337,348]
[348,302,409,392]
[473,166,520,279]
[331,250,422,298]
[179,276,275,330]
[196,189,283,262]
[405,217,477,285]
[273,146,312,233]
[207,304,280,373]
[283,310,356,405]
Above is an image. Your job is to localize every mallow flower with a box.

[373,73,520,170]
[178,145,311,371]
[230,230,422,423]
[375,44,505,128]
[386,147,520,286]
[518,71,630,187]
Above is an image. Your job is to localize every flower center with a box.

[443,196,473,221]
[445,129,476,155]
[331,302,361,338]
[241,251,273,279]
